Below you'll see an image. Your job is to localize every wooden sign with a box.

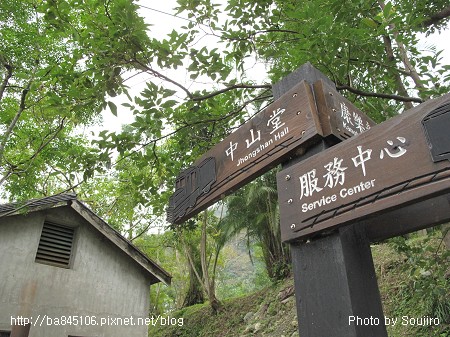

[313,80,374,140]
[167,80,320,223]
[167,80,375,224]
[277,93,450,242]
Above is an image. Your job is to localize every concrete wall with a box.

[0,206,151,337]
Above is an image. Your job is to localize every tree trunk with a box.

[182,254,204,307]
[180,220,221,313]
[0,63,13,101]
[200,211,221,313]
[381,35,414,111]
[0,86,29,166]
[378,0,428,102]
[261,228,291,280]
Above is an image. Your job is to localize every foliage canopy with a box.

[1,0,449,321]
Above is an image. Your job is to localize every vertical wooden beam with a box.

[10,323,31,337]
[272,62,335,100]
[274,63,387,337]
[291,226,387,337]
[274,62,341,169]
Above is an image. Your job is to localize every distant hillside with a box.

[148,277,298,337]
[215,233,270,300]
[149,238,449,337]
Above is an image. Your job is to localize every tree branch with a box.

[0,63,13,102]
[49,164,77,191]
[0,170,12,188]
[192,83,272,101]
[422,5,450,27]
[381,34,415,109]
[220,28,301,42]
[0,84,30,164]
[346,57,412,77]
[0,55,40,165]
[20,118,67,166]
[133,59,194,99]
[134,57,271,103]
[336,84,423,103]
[379,0,428,101]
[0,118,67,189]
[131,219,156,241]
[113,91,272,167]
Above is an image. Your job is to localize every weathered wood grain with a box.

[167,80,375,224]
[277,93,450,242]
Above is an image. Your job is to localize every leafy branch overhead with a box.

[0,0,153,198]
[1,0,450,225]
[98,0,450,217]
[1,0,449,317]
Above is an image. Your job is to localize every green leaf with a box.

[108,101,118,117]
[361,18,378,29]
[383,2,393,19]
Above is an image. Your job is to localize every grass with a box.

[149,236,449,337]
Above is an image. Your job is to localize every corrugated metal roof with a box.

[0,193,77,216]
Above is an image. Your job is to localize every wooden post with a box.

[273,64,388,337]
[272,62,335,100]
[291,226,387,337]
[168,62,449,336]
[166,62,450,336]
[10,323,31,337]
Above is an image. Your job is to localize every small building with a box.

[0,193,171,337]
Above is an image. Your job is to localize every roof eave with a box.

[70,200,171,285]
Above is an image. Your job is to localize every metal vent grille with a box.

[35,222,75,268]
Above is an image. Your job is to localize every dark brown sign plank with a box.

[277,93,450,242]
[167,80,376,224]
[313,80,376,140]
[168,80,322,223]
[363,193,450,242]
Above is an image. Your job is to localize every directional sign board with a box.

[167,80,375,224]
[277,93,450,243]
[313,80,374,140]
